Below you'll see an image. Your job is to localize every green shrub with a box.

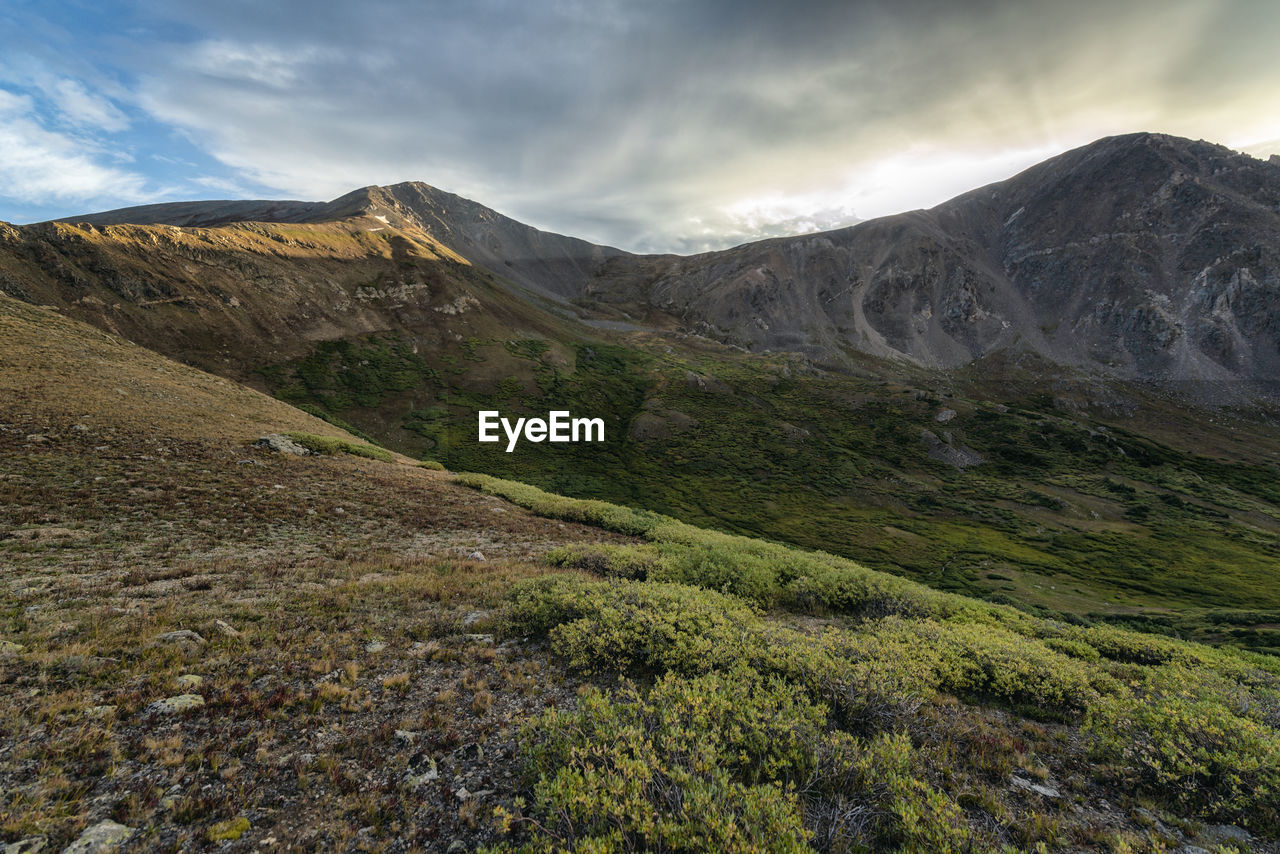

[1042,637,1102,662]
[417,459,446,471]
[283,431,394,462]
[509,667,971,854]
[511,668,819,853]
[544,543,661,580]
[505,576,1106,725]
[808,731,970,854]
[1085,664,1280,830]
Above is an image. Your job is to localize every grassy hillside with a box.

[2,297,1277,851]
[261,330,1280,651]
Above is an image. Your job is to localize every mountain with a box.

[5,137,1280,850]
[585,133,1280,399]
[64,181,631,304]
[44,132,1280,401]
[3,133,1280,631]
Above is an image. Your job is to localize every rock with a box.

[410,640,438,657]
[1010,775,1060,798]
[253,434,312,455]
[159,784,183,810]
[452,742,484,763]
[446,841,467,854]
[462,610,486,627]
[0,640,24,654]
[4,835,47,854]
[175,674,204,689]
[466,550,485,561]
[394,730,418,746]
[364,640,387,653]
[212,619,240,637]
[1208,825,1252,844]
[454,786,471,801]
[84,705,116,719]
[921,429,984,470]
[206,817,250,842]
[935,408,957,423]
[61,820,134,853]
[403,757,439,787]
[155,629,206,646]
[147,694,205,715]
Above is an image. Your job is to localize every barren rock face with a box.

[587,133,1280,399]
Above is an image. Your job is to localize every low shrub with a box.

[510,668,819,853]
[808,731,971,854]
[283,431,394,462]
[1085,664,1280,830]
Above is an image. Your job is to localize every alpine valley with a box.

[3,132,1280,852]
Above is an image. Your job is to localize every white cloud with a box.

[0,89,148,205]
[49,79,130,132]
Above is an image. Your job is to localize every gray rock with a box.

[61,820,134,853]
[364,640,387,653]
[174,674,203,689]
[212,619,240,637]
[921,429,984,470]
[1208,825,1252,844]
[403,757,439,787]
[1010,774,1060,798]
[4,836,47,854]
[452,742,484,763]
[253,434,312,455]
[394,730,418,746]
[466,550,485,561]
[147,694,205,715]
[935,408,957,423]
[155,629,206,646]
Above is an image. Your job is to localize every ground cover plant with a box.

[264,332,1280,652]
[3,297,1278,852]
[460,473,1280,852]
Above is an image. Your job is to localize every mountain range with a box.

[5,132,1280,850]
[10,131,1278,402]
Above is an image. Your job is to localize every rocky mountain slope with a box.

[67,181,631,304]
[585,133,1280,399]
[30,132,1280,401]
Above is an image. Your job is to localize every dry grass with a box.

[0,295,632,851]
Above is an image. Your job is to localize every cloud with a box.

[0,88,148,204]
[48,79,130,132]
[15,0,1280,249]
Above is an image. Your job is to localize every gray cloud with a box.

[104,0,1280,251]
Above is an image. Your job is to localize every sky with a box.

[2,0,1279,254]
